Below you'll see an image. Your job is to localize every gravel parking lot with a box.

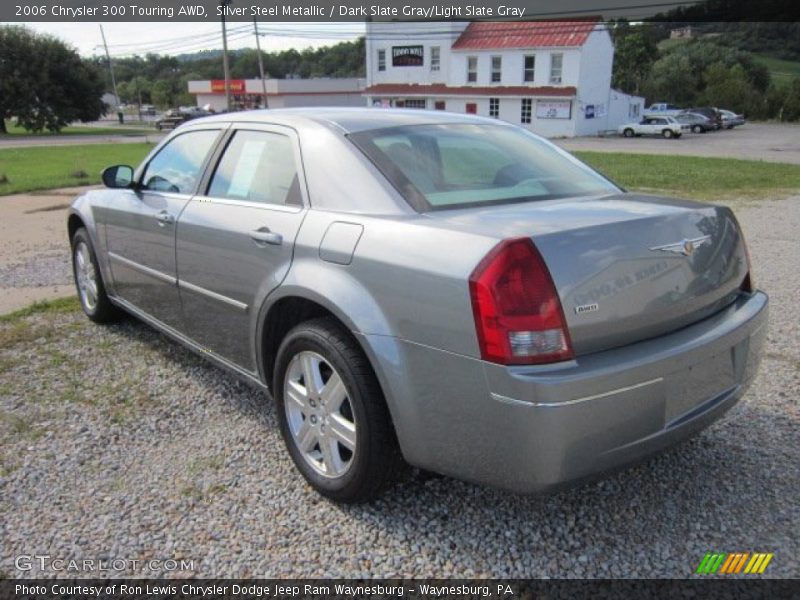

[1,196,798,579]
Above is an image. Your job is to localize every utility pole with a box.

[253,17,269,109]
[220,0,233,111]
[99,25,122,122]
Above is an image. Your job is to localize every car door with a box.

[175,124,308,372]
[104,128,224,330]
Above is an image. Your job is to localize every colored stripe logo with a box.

[696,552,773,574]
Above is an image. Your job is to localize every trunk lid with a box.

[427,193,749,355]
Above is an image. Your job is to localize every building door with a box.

[435,101,446,110]
[465,103,477,114]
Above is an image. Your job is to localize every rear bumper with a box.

[369,291,768,494]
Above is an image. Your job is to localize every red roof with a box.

[364,84,576,97]
[452,19,600,50]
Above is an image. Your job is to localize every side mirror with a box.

[101,165,134,189]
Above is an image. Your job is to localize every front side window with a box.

[208,130,301,206]
[491,56,502,83]
[377,49,386,71]
[467,56,478,83]
[521,98,532,124]
[430,46,440,71]
[523,55,536,82]
[550,53,563,84]
[349,123,619,211]
[489,98,499,118]
[141,130,219,194]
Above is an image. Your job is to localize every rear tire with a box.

[692,125,703,134]
[623,128,634,138]
[71,228,122,323]
[273,317,402,503]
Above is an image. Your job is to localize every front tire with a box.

[273,317,402,503]
[71,228,121,323]
[662,129,674,139]
[692,125,703,134]
[623,128,634,138]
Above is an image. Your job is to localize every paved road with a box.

[0,186,94,313]
[557,123,800,165]
[0,133,165,149]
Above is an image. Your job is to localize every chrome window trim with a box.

[191,195,304,213]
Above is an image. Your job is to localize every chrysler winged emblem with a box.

[649,235,711,257]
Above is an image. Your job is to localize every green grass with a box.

[575,151,800,200]
[2,121,153,137]
[0,143,153,195]
[1,142,798,201]
[752,53,800,84]
[0,297,80,324]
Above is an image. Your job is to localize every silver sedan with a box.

[68,109,767,502]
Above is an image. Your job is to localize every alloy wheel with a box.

[284,351,357,478]
[74,241,99,312]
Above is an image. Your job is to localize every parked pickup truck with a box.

[644,103,684,117]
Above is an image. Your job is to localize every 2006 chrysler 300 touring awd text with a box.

[68,109,767,502]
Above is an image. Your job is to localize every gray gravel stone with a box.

[0,197,797,579]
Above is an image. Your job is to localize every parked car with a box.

[68,109,767,502]
[643,103,684,117]
[155,112,191,131]
[720,109,746,129]
[619,116,683,138]
[675,112,716,133]
[684,107,723,130]
[155,108,211,131]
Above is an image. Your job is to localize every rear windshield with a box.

[348,123,620,211]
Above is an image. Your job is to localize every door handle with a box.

[250,227,283,246]
[155,210,174,226]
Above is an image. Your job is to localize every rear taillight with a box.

[469,237,574,365]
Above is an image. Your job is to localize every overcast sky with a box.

[18,22,365,58]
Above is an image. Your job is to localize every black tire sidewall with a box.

[273,322,382,500]
[71,228,118,322]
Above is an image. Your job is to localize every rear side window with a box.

[208,130,301,206]
[349,123,619,211]
[141,130,219,194]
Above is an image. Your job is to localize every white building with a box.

[365,20,644,137]
[188,78,366,112]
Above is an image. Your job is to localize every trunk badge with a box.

[575,303,599,315]
[649,235,711,257]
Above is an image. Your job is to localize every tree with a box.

[701,63,760,115]
[611,30,659,95]
[766,78,800,121]
[0,26,105,133]
[641,40,771,106]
